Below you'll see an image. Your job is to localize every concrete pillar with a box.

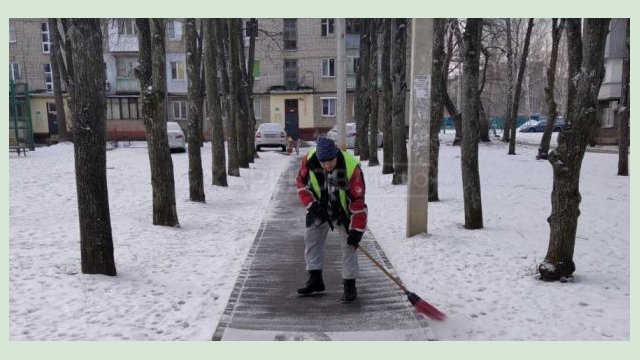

[406,18,433,237]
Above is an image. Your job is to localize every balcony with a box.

[116,78,140,93]
[346,34,360,49]
[347,74,356,89]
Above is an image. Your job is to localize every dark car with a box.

[519,119,565,133]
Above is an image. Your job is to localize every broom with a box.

[336,225,446,321]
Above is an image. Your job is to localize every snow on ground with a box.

[363,132,629,340]
[9,143,290,340]
[9,131,628,341]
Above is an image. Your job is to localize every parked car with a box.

[255,122,287,152]
[167,121,186,152]
[519,119,565,133]
[327,122,383,149]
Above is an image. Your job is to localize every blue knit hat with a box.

[316,137,340,161]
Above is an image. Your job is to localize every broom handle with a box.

[335,225,408,293]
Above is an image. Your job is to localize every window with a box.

[321,19,334,37]
[244,19,258,39]
[283,19,297,50]
[347,57,359,74]
[166,20,183,40]
[253,97,262,119]
[116,58,137,78]
[321,98,336,117]
[44,64,53,92]
[346,19,361,34]
[601,103,615,128]
[284,59,297,90]
[9,62,21,81]
[173,100,187,120]
[322,58,335,77]
[9,21,16,42]
[118,19,137,36]
[106,97,141,120]
[171,61,186,81]
[41,22,50,53]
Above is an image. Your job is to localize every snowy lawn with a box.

[9,143,291,340]
[363,132,629,340]
[9,132,628,341]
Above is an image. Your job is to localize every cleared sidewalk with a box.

[212,154,434,341]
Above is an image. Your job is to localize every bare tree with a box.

[537,19,565,160]
[502,18,515,142]
[236,19,257,164]
[135,18,180,227]
[368,19,380,166]
[429,18,447,202]
[246,19,259,160]
[217,19,240,177]
[185,18,205,202]
[355,19,370,160]
[228,19,249,169]
[48,19,70,142]
[617,19,629,176]
[381,19,394,174]
[69,19,116,275]
[538,19,610,281]
[204,19,228,187]
[391,18,408,185]
[460,18,484,230]
[508,19,535,155]
[443,19,463,145]
[477,46,491,142]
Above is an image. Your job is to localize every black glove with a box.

[308,202,328,222]
[347,230,363,249]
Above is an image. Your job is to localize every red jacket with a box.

[295,151,367,232]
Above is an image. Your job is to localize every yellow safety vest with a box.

[306,148,359,214]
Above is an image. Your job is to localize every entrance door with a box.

[47,103,59,136]
[284,99,299,140]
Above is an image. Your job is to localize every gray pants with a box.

[305,219,359,279]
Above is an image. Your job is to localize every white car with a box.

[167,121,186,152]
[327,122,383,149]
[255,122,287,152]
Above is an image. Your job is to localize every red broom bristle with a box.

[415,298,447,321]
[406,291,446,321]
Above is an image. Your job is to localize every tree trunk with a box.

[539,19,610,282]
[135,18,180,227]
[502,18,514,143]
[478,47,491,143]
[356,19,370,160]
[429,18,447,202]
[508,19,535,155]
[185,18,205,202]
[391,18,408,185]
[460,18,483,230]
[381,19,394,174]
[247,19,258,160]
[229,19,249,169]
[443,22,462,146]
[69,19,116,276]
[236,19,255,164]
[204,20,228,187]
[537,19,565,160]
[48,19,69,142]
[368,19,380,166]
[216,19,240,177]
[617,19,629,176]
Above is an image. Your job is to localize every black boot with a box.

[297,270,325,296]
[340,279,357,303]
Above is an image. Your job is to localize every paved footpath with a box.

[213,154,434,341]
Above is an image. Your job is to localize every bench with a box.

[9,138,29,156]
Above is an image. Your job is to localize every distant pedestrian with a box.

[294,137,367,303]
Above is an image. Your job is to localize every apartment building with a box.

[10,18,405,143]
[596,18,628,145]
[9,18,61,143]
